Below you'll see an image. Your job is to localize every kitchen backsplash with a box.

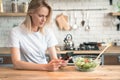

[0,0,120,47]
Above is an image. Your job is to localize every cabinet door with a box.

[104,55,120,65]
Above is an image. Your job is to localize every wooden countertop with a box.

[0,46,120,55]
[0,65,120,80]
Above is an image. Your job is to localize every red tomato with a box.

[84,58,90,63]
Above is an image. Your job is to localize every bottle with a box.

[117,1,120,12]
[0,0,3,12]
[22,2,28,13]
[11,0,18,13]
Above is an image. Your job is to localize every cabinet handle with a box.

[118,56,120,62]
[0,57,3,63]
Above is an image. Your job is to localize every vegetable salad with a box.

[73,56,100,71]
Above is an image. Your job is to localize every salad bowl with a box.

[72,55,101,72]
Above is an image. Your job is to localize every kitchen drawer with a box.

[0,54,50,64]
[0,55,12,64]
[104,55,120,65]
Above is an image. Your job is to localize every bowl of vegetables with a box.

[72,55,101,72]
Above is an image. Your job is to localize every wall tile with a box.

[0,0,120,47]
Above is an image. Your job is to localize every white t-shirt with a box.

[9,24,58,64]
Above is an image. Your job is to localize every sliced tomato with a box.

[84,58,90,63]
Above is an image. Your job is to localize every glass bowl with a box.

[72,55,101,72]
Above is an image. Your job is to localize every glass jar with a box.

[22,2,28,13]
[0,0,3,12]
[117,1,120,12]
[11,0,18,13]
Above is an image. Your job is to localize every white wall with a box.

[0,0,120,47]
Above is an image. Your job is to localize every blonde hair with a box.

[23,0,52,33]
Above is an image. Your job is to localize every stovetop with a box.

[63,42,100,51]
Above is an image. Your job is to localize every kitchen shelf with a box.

[111,12,120,16]
[0,13,26,17]
[0,8,107,16]
[53,8,107,11]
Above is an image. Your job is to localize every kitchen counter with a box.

[57,46,120,54]
[0,65,120,80]
[0,46,120,55]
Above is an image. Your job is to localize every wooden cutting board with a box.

[56,13,71,31]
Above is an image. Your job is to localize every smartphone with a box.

[62,52,73,60]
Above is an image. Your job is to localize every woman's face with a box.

[30,6,49,28]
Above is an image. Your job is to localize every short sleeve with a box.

[8,28,20,48]
[46,29,58,48]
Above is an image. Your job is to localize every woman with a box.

[9,0,68,71]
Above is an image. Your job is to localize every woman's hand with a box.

[45,57,72,71]
[46,59,62,71]
[59,57,72,67]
